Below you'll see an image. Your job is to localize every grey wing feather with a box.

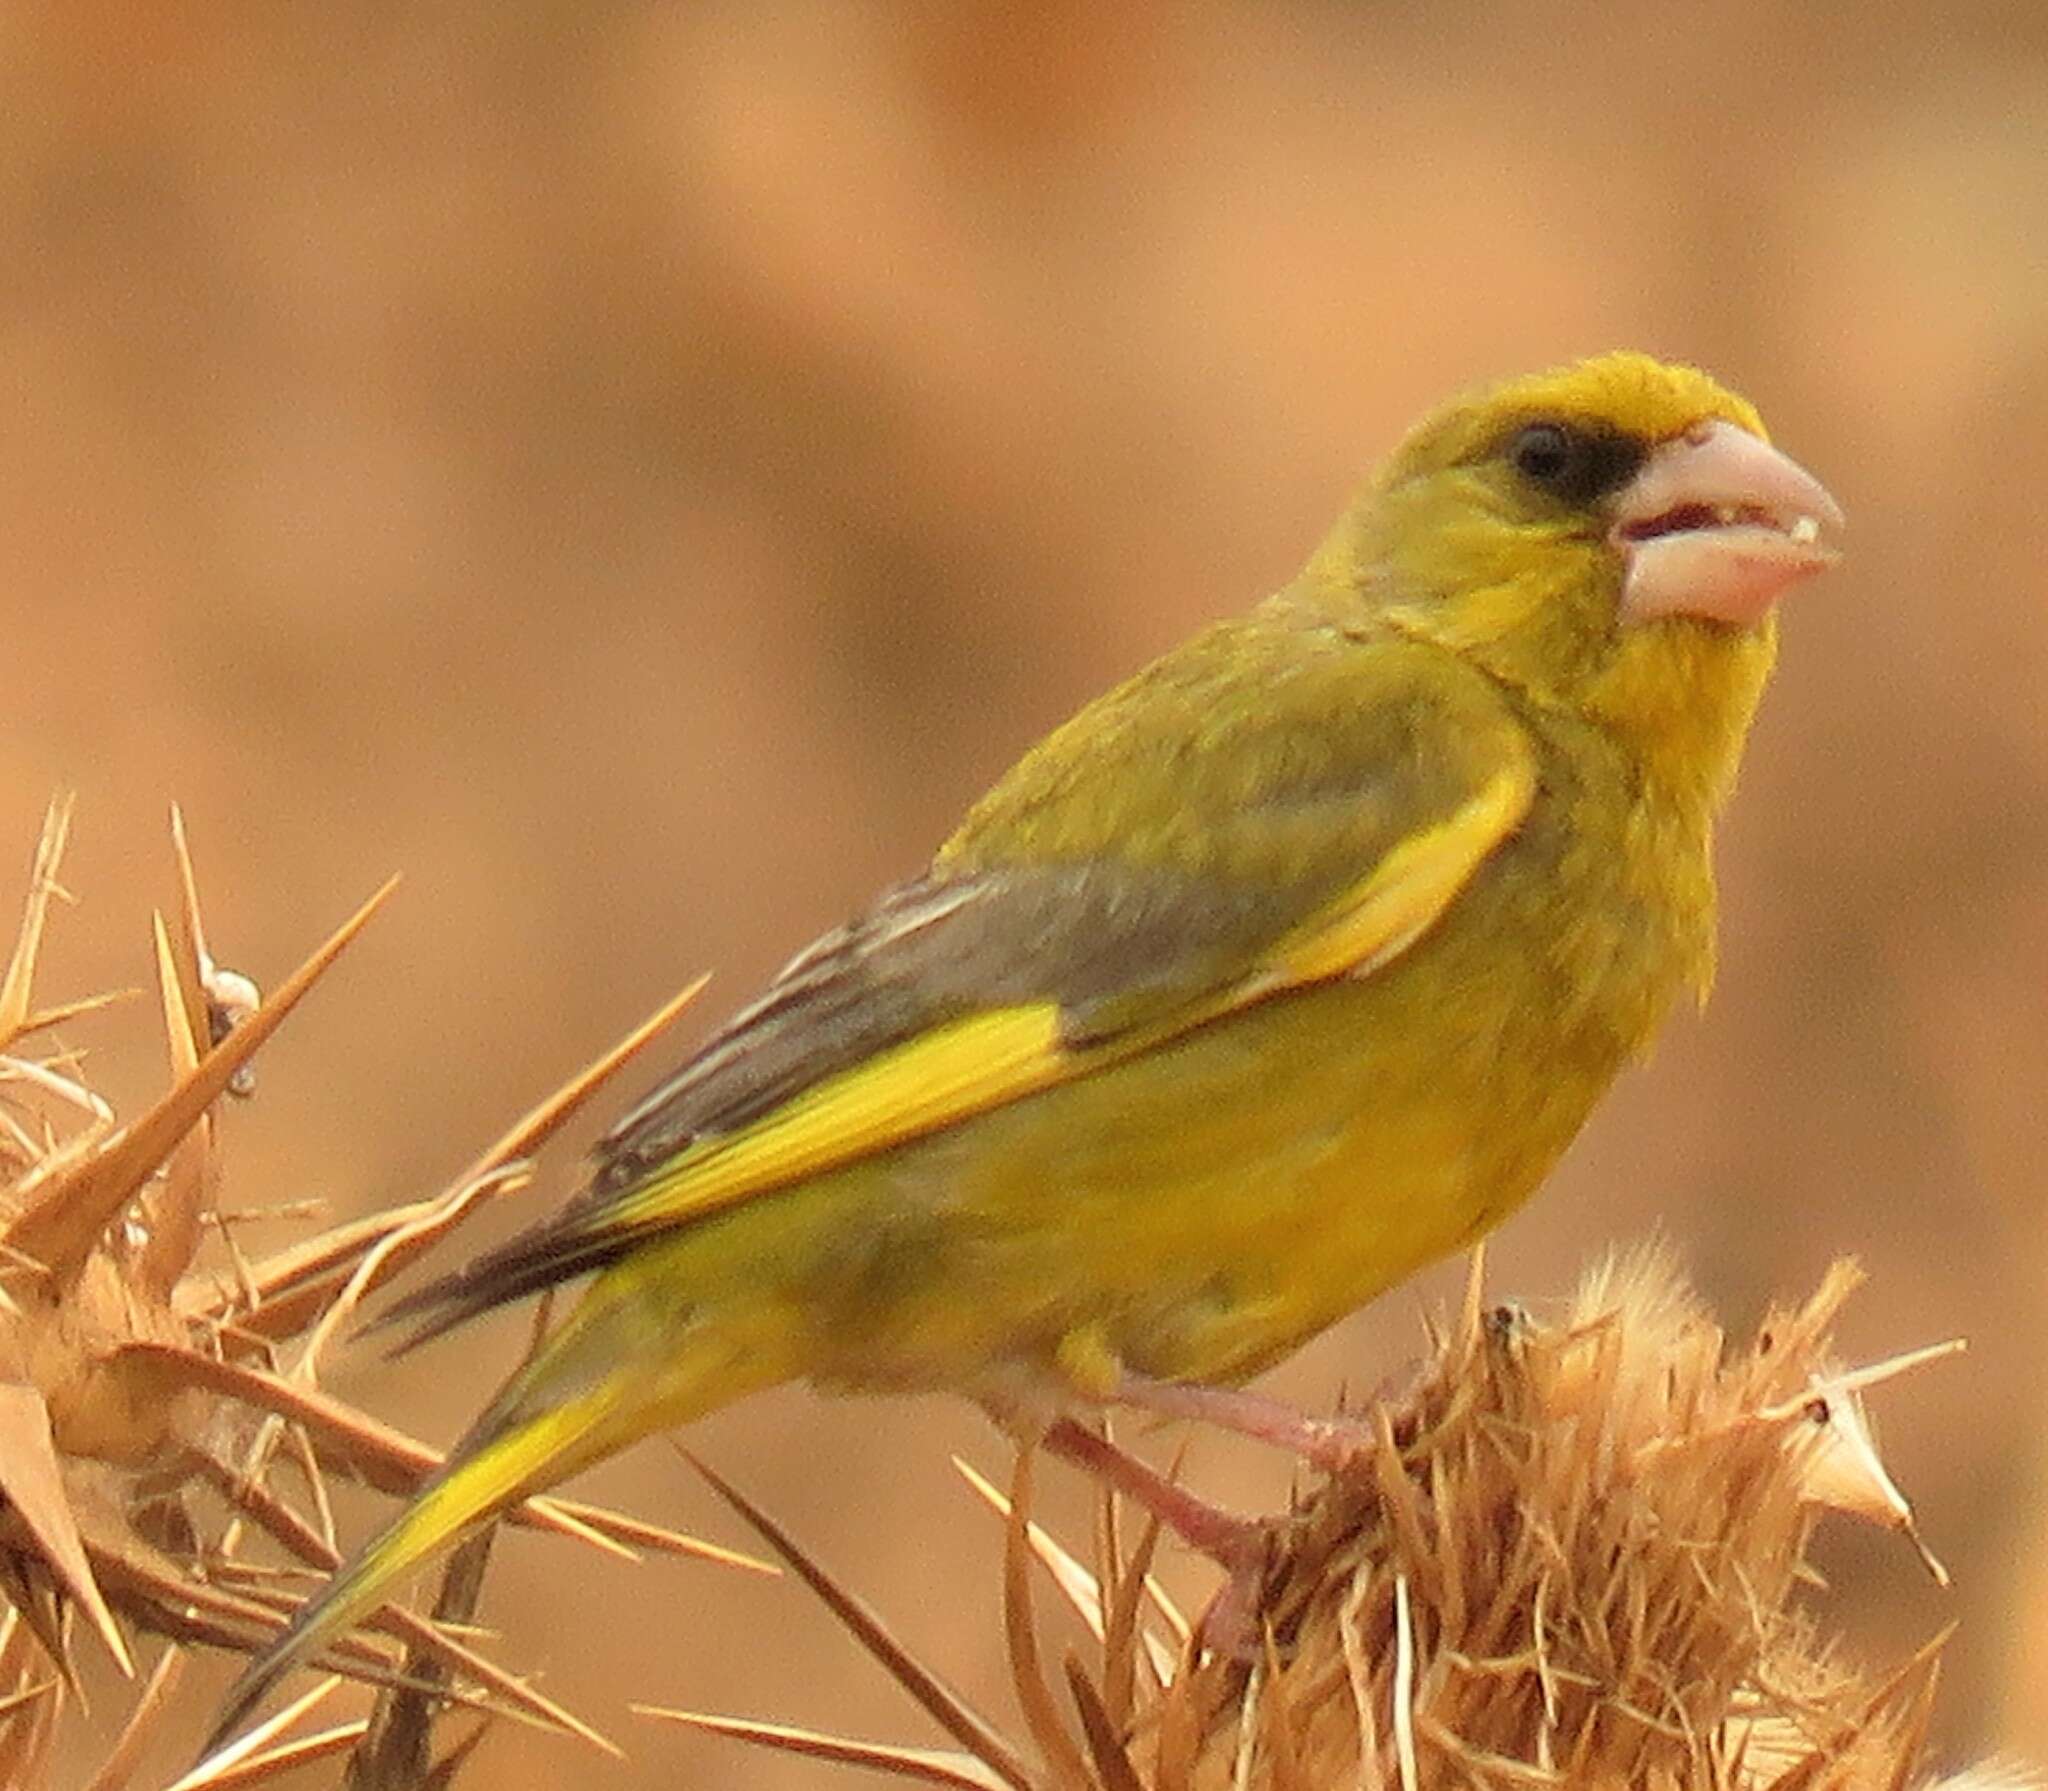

[376,860,1300,1348]
[592,862,1289,1189]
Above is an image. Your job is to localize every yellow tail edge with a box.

[202,1387,620,1762]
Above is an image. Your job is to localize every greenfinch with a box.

[212,351,1841,1742]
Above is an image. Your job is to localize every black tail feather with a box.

[367,1220,640,1357]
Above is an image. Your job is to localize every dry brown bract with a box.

[651,1249,1988,1791]
[0,797,760,1788]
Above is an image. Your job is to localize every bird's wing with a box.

[387,631,1536,1342]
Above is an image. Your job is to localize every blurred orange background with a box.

[5,3,2046,1784]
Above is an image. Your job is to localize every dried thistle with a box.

[649,1246,1991,1791]
[0,798,763,1786]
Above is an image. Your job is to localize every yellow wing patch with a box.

[609,1005,1069,1232]
[1264,753,1535,987]
[603,751,1532,1240]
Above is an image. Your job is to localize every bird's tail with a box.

[203,1283,792,1760]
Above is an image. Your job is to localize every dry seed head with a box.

[1171,1245,1950,1790]
[670,1246,1985,1791]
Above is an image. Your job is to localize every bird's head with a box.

[1311,351,1842,798]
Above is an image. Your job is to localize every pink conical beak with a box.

[1613,421,1844,627]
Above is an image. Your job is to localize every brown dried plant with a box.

[0,797,765,1788]
[643,1248,1995,1791]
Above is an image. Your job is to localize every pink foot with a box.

[1041,1417,1276,1660]
[1194,1555,1268,1661]
[1111,1375,1376,1473]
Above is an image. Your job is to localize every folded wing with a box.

[388,629,1537,1345]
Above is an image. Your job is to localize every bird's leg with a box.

[1109,1374,1376,1474]
[1040,1417,1270,1658]
[980,1377,1262,1562]
[1046,1323,1375,1472]
[1040,1417,1259,1562]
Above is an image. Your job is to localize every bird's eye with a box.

[1510,422,1579,489]
[1505,420,1646,505]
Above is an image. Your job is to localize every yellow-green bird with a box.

[211,350,1840,1744]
